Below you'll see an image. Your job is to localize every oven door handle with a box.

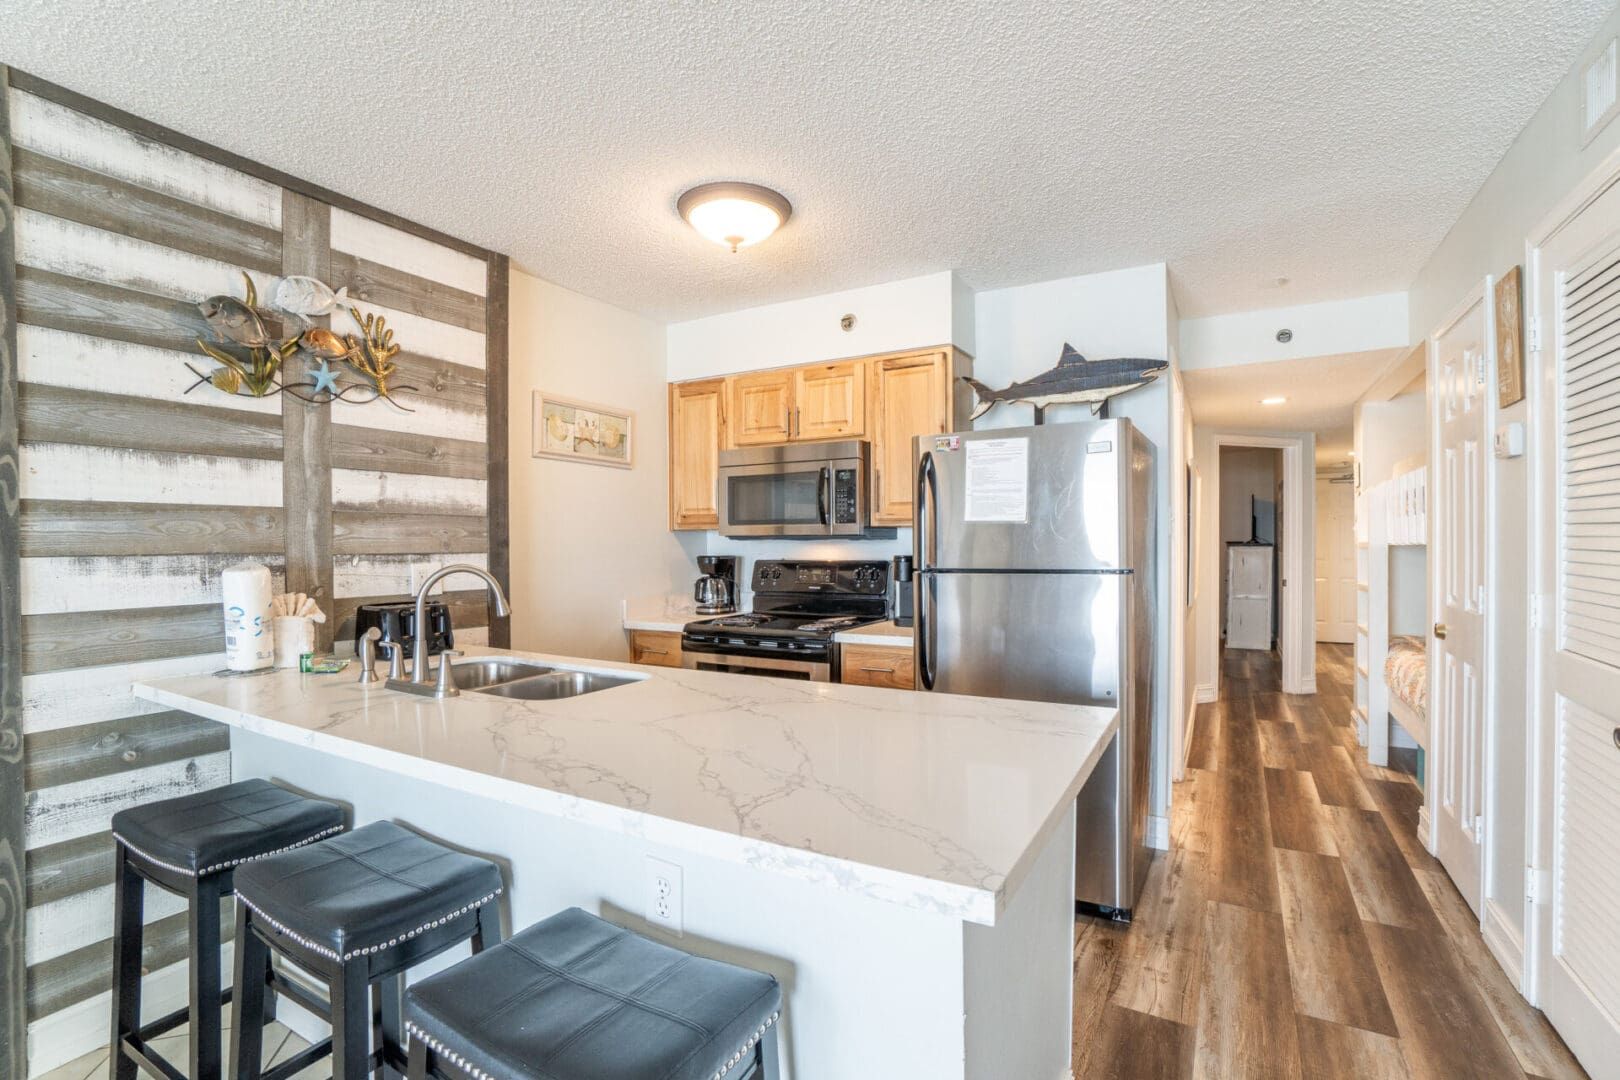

[817,466,830,527]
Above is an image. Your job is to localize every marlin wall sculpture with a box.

[963,343,1168,422]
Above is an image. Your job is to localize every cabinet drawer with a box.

[839,643,914,689]
[630,630,683,667]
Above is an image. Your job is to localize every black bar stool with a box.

[229,820,503,1080]
[108,778,346,1080]
[403,907,781,1080]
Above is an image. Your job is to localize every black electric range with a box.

[680,560,890,681]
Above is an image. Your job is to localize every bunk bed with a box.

[1356,462,1428,770]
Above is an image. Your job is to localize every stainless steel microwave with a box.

[717,440,895,539]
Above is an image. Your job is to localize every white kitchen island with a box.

[134,647,1116,1080]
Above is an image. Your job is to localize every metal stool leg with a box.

[331,960,371,1080]
[228,905,270,1080]
[756,1022,780,1080]
[108,845,144,1080]
[187,874,224,1080]
[471,902,500,953]
[406,1034,430,1080]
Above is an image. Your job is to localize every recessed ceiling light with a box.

[1259,396,1287,405]
[677,182,792,252]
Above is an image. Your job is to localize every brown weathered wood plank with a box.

[1323,805,1430,929]
[20,500,284,557]
[1295,1015,1411,1080]
[15,265,212,354]
[18,382,282,459]
[12,147,281,273]
[1111,835,1205,1027]
[1,62,30,1077]
[389,350,487,416]
[330,249,485,332]
[330,423,487,479]
[485,254,510,648]
[1305,742,1378,810]
[24,831,114,909]
[1195,901,1303,1080]
[1264,768,1339,855]
[23,603,222,673]
[332,512,490,555]
[23,711,227,789]
[281,191,334,651]
[1084,1005,1195,1080]
[1071,915,1131,1079]
[1273,848,1398,1036]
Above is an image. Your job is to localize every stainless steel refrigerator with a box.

[912,419,1156,917]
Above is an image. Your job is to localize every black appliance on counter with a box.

[354,600,454,660]
[890,555,914,628]
[680,560,888,682]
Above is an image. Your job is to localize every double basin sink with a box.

[450,658,637,700]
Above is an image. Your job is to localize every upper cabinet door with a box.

[793,361,866,441]
[728,370,794,446]
[870,351,949,525]
[669,379,727,529]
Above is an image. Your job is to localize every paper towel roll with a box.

[222,562,274,671]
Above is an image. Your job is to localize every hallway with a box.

[1073,645,1585,1080]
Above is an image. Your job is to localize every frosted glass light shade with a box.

[678,182,792,252]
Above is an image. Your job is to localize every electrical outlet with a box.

[645,856,683,936]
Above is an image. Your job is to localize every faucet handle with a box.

[358,627,383,684]
[435,650,464,697]
[378,639,405,681]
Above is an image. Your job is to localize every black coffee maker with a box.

[354,600,453,660]
[693,555,739,615]
[891,555,914,627]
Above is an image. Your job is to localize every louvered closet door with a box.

[1534,182,1620,1073]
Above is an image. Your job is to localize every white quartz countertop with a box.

[133,647,1115,925]
[833,620,915,646]
[622,594,699,632]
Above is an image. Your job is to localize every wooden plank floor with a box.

[1075,644,1587,1080]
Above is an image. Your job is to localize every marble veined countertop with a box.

[133,647,1115,925]
[833,620,915,646]
[621,594,700,632]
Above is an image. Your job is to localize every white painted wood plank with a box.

[22,653,227,735]
[331,469,486,515]
[24,753,232,850]
[329,207,487,296]
[15,207,280,306]
[25,883,189,967]
[456,625,490,647]
[330,392,485,443]
[343,298,485,370]
[332,553,490,599]
[20,444,283,506]
[25,953,205,1079]
[18,324,281,416]
[20,555,284,616]
[8,88,281,228]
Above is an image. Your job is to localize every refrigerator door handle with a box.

[918,571,937,690]
[916,451,938,571]
[915,450,938,689]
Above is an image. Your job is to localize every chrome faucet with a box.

[384,563,511,698]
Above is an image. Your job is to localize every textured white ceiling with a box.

[1182,347,1408,465]
[2,1,1609,322]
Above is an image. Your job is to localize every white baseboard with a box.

[1194,683,1218,704]
[1147,815,1169,851]
[1301,676,1318,694]
[1482,899,1526,993]
[1417,805,1434,854]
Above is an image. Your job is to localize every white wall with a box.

[1357,391,1426,491]
[508,269,698,659]
[1180,292,1409,371]
[665,270,967,381]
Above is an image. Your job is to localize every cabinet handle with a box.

[641,648,669,656]
[860,666,896,674]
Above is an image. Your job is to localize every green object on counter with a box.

[299,653,350,674]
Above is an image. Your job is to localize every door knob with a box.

[1434,623,1448,640]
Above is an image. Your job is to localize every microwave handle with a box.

[818,466,830,526]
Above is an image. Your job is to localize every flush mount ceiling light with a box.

[677,182,792,252]
[1260,396,1288,405]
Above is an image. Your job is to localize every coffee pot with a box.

[693,555,739,615]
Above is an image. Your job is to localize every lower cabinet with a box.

[838,643,915,690]
[629,630,683,667]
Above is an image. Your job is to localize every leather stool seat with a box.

[111,777,344,878]
[404,907,781,1080]
[233,820,503,965]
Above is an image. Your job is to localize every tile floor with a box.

[35,1012,316,1080]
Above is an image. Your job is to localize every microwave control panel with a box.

[833,468,858,524]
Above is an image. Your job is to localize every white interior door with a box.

[1432,294,1489,916]
[1530,180,1620,1072]
[1315,478,1357,643]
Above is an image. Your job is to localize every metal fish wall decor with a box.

[962,343,1167,422]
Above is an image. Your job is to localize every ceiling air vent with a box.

[1582,38,1619,146]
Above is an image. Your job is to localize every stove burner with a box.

[706,613,770,628]
[797,617,861,633]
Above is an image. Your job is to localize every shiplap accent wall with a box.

[0,70,509,1076]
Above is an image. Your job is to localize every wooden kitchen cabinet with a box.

[868,348,973,525]
[839,643,915,689]
[793,360,866,440]
[668,379,726,529]
[728,369,794,446]
[629,630,684,667]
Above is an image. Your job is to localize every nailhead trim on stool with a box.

[112,823,345,878]
[403,1010,780,1080]
[234,888,504,961]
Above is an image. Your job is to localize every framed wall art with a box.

[1495,266,1525,408]
[532,392,634,469]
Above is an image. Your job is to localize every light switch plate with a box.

[1494,422,1525,459]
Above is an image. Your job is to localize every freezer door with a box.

[915,420,1131,572]
[915,570,1122,706]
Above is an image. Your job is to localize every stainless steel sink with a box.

[450,658,555,691]
[475,670,637,700]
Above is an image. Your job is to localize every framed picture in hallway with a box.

[532,392,635,468]
[1495,265,1525,408]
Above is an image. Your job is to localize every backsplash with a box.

[699,530,912,607]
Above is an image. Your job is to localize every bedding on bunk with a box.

[1385,635,1427,714]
